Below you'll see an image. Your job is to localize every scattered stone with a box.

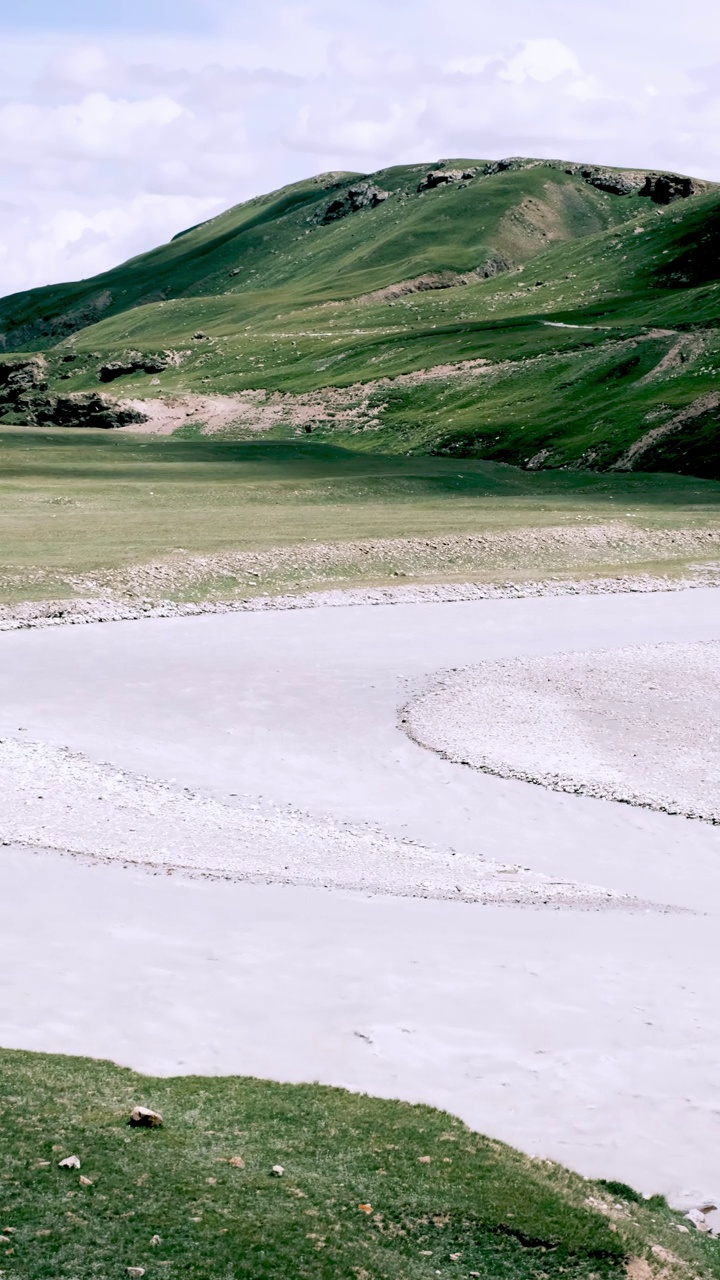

[193,331,208,340]
[271,1164,284,1176]
[150,1235,162,1246]
[129,1106,163,1128]
[79,1175,93,1186]
[0,1235,11,1244]
[358,1203,373,1213]
[418,1155,432,1163]
[229,1156,245,1168]
[127,1269,146,1278]
[58,1155,81,1169]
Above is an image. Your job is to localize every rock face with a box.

[418,168,476,191]
[574,165,645,196]
[562,163,700,203]
[41,393,148,430]
[0,358,148,428]
[0,355,49,420]
[318,181,390,224]
[639,173,698,204]
[99,353,172,382]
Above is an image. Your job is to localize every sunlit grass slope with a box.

[1,157,719,476]
[2,1047,718,1280]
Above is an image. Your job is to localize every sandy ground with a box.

[404,641,720,822]
[2,588,720,1207]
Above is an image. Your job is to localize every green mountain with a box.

[2,156,720,477]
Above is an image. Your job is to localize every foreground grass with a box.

[0,1048,716,1280]
[1,431,719,606]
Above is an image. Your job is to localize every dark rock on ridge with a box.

[318,181,390,224]
[639,173,698,204]
[418,168,477,191]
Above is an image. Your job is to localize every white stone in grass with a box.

[271,1164,284,1176]
[127,1270,146,1278]
[129,1106,163,1128]
[58,1155,81,1169]
[684,1209,709,1231]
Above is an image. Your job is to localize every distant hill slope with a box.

[1,156,720,477]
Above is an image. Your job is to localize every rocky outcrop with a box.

[0,355,49,419]
[638,173,699,204]
[481,158,533,177]
[559,163,702,202]
[99,352,174,382]
[418,168,476,191]
[318,181,390,224]
[573,166,645,196]
[0,360,148,428]
[40,393,148,429]
[358,256,511,304]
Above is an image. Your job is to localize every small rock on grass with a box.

[129,1106,163,1128]
[150,1236,161,1247]
[685,1209,710,1231]
[229,1156,245,1168]
[127,1269,146,1278]
[271,1164,284,1177]
[79,1175,93,1187]
[58,1155,81,1169]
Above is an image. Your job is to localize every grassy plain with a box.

[1,1047,717,1280]
[1,429,719,606]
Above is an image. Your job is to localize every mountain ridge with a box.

[1,155,719,477]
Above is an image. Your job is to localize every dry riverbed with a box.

[1,589,720,1207]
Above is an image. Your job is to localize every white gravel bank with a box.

[2,568,720,634]
[403,641,720,822]
[0,736,648,909]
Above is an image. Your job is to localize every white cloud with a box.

[501,39,582,84]
[0,1,719,294]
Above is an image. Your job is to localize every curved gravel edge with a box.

[2,569,720,633]
[0,736,679,912]
[400,643,720,826]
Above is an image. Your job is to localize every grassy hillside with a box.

[1,156,719,478]
[1,1046,718,1280]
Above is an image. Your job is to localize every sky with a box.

[1,0,719,296]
